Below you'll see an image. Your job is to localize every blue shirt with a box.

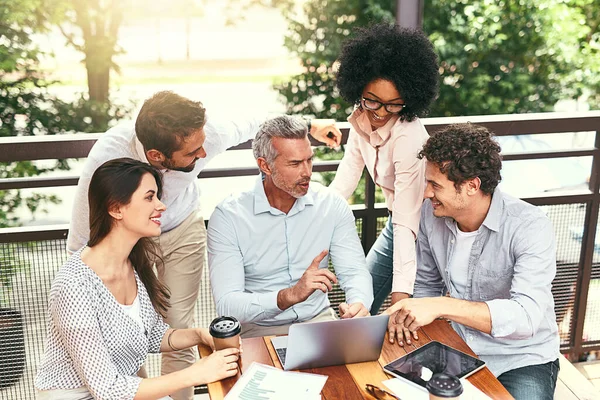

[415,188,560,376]
[207,176,373,326]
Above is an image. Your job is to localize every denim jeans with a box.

[366,217,394,315]
[497,358,559,400]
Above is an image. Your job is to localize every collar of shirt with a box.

[252,174,314,217]
[480,187,503,232]
[347,107,399,148]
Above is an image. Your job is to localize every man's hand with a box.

[385,292,418,345]
[386,315,418,346]
[310,119,342,148]
[385,298,441,333]
[277,250,338,310]
[339,302,369,319]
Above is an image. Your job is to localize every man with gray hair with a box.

[207,115,373,337]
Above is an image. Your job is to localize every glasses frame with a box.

[361,97,406,114]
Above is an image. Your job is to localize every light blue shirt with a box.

[208,176,373,326]
[415,188,560,376]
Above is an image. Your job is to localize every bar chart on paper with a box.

[240,369,275,399]
[224,362,327,400]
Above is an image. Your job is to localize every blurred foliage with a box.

[424,0,600,116]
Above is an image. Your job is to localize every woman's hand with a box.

[191,348,240,384]
[197,328,215,349]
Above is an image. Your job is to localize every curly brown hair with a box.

[419,123,502,194]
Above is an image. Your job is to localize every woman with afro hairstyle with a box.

[330,23,439,339]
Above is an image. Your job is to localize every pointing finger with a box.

[308,250,328,270]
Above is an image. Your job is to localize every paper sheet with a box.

[383,377,491,400]
[224,362,327,400]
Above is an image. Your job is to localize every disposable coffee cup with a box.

[209,316,241,351]
[426,373,463,400]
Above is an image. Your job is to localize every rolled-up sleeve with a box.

[53,283,141,400]
[485,216,557,339]
[414,202,446,298]
[205,116,264,156]
[207,206,282,323]
[329,196,374,309]
[390,128,427,294]
[330,129,366,200]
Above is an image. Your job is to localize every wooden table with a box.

[198,319,513,399]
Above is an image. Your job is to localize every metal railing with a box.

[1,111,600,398]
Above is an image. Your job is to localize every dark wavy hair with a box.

[88,158,170,317]
[135,91,206,158]
[335,23,439,122]
[419,123,502,194]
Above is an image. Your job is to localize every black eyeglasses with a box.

[362,97,406,114]
[365,383,402,399]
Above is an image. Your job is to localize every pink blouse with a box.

[330,108,428,294]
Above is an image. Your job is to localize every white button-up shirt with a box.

[207,177,374,325]
[67,116,261,254]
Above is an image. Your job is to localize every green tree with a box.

[425,0,567,116]
[44,0,126,128]
[547,0,600,109]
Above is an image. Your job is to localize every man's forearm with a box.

[438,297,492,334]
[276,288,297,311]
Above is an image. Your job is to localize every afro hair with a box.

[335,23,439,122]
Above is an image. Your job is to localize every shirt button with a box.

[451,239,455,244]
[468,335,474,341]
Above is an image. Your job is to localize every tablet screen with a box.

[383,341,485,390]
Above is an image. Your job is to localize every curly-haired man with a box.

[385,123,560,399]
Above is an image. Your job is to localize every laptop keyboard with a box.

[276,347,287,365]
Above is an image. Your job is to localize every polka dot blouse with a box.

[35,249,169,399]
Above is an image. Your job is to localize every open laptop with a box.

[270,313,389,370]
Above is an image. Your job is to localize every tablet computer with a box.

[382,341,486,391]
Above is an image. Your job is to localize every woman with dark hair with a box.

[330,23,439,342]
[35,158,239,400]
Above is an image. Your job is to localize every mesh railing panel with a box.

[545,204,586,347]
[1,240,68,400]
[583,213,600,347]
